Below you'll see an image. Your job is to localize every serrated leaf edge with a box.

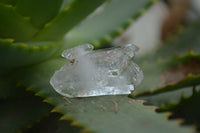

[91,0,158,48]
[135,53,200,97]
[0,38,62,51]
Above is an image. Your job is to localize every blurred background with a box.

[113,0,200,55]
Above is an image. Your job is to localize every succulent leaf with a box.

[135,54,200,96]
[0,3,38,41]
[134,19,200,96]
[13,58,192,133]
[143,19,200,61]
[32,0,106,41]
[25,113,81,133]
[15,0,64,28]
[0,92,52,133]
[0,0,16,6]
[157,86,200,131]
[0,38,62,68]
[64,0,157,48]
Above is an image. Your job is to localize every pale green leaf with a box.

[64,0,157,48]
[32,0,106,41]
[14,58,193,133]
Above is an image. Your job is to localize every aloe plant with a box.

[1,0,200,132]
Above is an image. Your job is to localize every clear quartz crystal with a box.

[50,44,143,98]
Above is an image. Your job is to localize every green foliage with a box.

[0,91,52,133]
[32,0,105,41]
[25,113,81,133]
[64,0,157,48]
[0,39,62,68]
[15,0,63,29]
[0,0,200,132]
[0,3,38,41]
[158,86,200,131]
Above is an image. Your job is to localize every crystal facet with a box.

[50,44,143,98]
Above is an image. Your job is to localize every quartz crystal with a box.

[50,44,143,98]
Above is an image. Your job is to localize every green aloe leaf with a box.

[62,0,75,9]
[134,19,200,97]
[25,113,81,133]
[157,86,200,131]
[0,3,38,41]
[0,0,16,6]
[0,79,12,99]
[15,0,63,28]
[139,86,200,106]
[144,19,200,61]
[64,0,157,48]
[0,38,62,68]
[0,92,52,133]
[13,58,192,133]
[32,0,106,41]
[0,75,23,99]
[10,18,200,132]
[55,96,191,133]
[135,86,200,130]
[134,54,200,96]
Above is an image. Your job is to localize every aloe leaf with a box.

[157,86,200,131]
[0,76,23,99]
[13,58,193,133]
[62,0,75,9]
[133,19,200,96]
[0,92,52,133]
[26,113,81,133]
[134,54,200,96]
[32,0,106,41]
[139,86,200,107]
[15,0,63,28]
[0,79,12,99]
[0,0,16,5]
[55,96,191,133]
[136,86,200,130]
[64,0,157,48]
[0,38,62,68]
[0,4,38,42]
[145,19,200,61]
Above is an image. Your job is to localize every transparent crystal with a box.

[50,44,143,98]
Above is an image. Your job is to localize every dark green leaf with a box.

[0,92,52,133]
[0,3,38,41]
[157,86,200,131]
[25,113,81,133]
[0,0,16,5]
[0,38,61,68]
[16,0,63,28]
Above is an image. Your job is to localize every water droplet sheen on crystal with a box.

[50,44,143,98]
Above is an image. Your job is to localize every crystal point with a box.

[50,44,143,98]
